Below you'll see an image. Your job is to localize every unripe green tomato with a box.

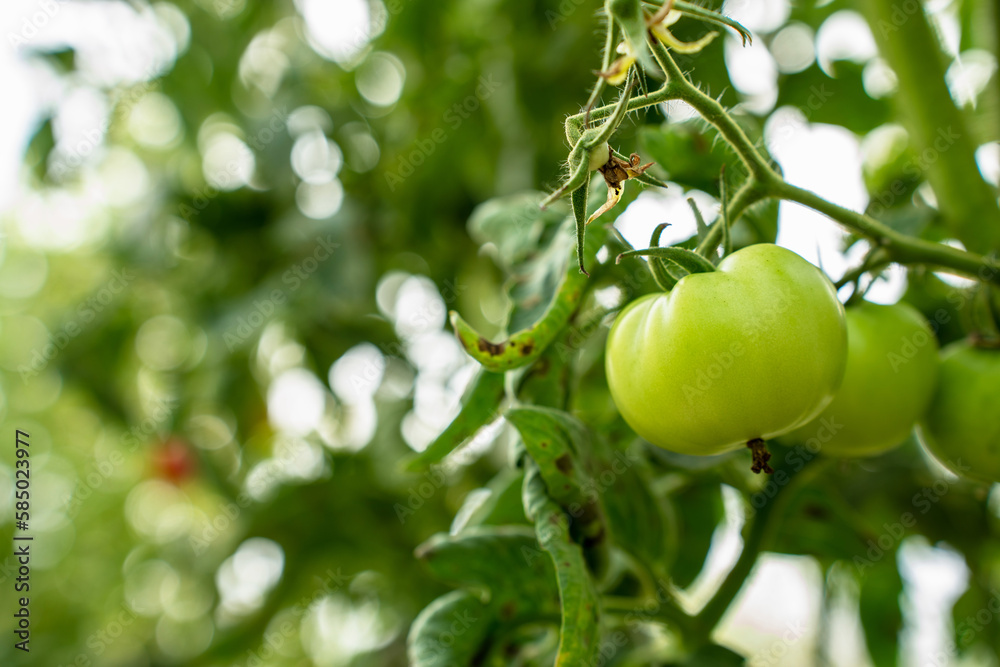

[605,243,847,455]
[920,341,1000,483]
[781,301,938,456]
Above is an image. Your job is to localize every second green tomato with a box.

[782,301,938,456]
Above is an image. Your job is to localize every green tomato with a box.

[605,243,847,456]
[781,301,938,456]
[920,341,1000,483]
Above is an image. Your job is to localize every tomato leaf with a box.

[451,202,609,372]
[451,469,530,532]
[408,590,495,667]
[618,246,717,275]
[415,526,561,620]
[468,191,567,272]
[523,461,602,666]
[404,369,506,472]
[506,406,592,510]
[600,443,677,577]
[573,181,591,276]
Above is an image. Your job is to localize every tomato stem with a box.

[746,438,773,475]
[557,30,1000,287]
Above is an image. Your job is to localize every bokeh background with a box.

[1,0,999,665]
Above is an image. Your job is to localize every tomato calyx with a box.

[747,438,773,474]
[969,332,1000,349]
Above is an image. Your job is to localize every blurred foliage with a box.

[1,0,1000,666]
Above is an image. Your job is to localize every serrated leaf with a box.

[405,369,505,472]
[450,209,609,373]
[469,191,566,272]
[523,462,602,666]
[506,407,592,510]
[415,526,561,621]
[408,590,495,667]
[451,469,529,534]
[600,445,676,576]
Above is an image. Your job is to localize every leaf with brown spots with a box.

[522,462,602,666]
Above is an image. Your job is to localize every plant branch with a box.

[695,179,767,256]
[856,0,1000,254]
[561,28,1000,286]
[775,181,1000,284]
[693,458,831,640]
[602,593,693,634]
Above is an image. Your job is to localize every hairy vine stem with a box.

[560,30,1000,286]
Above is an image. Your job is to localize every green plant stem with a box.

[855,0,1000,254]
[562,33,1000,285]
[578,19,618,135]
[602,594,693,633]
[693,458,831,641]
[694,179,767,256]
[774,181,1000,283]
